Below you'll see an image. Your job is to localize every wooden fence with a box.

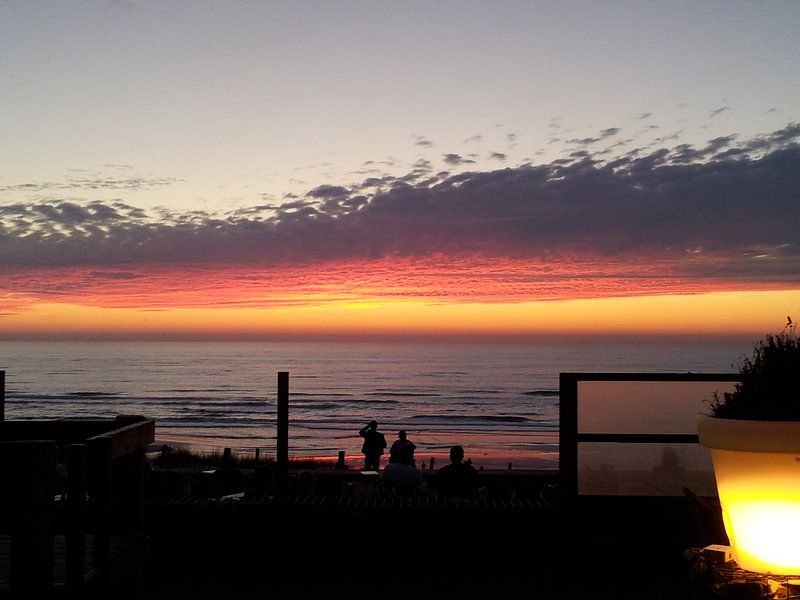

[1,414,154,599]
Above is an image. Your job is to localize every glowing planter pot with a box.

[698,416,800,575]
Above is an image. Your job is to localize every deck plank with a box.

[0,533,148,593]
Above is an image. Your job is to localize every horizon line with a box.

[0,331,762,345]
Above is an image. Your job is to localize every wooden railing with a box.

[559,372,739,500]
[0,414,154,599]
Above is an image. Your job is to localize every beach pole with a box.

[336,450,346,469]
[1,369,5,421]
[277,371,289,494]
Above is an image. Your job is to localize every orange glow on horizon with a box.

[1,257,798,339]
[1,289,798,340]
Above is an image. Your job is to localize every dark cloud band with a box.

[1,124,798,287]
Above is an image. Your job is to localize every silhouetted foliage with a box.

[710,319,800,420]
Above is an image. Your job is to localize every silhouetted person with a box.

[389,430,416,464]
[435,445,479,498]
[359,420,386,470]
[380,443,423,496]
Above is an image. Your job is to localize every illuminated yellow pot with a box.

[698,416,800,575]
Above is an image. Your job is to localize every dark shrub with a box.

[710,331,800,420]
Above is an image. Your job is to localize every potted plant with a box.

[697,317,800,575]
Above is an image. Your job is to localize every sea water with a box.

[0,339,750,469]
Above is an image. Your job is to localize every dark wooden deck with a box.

[0,415,154,599]
[0,534,149,596]
[139,487,708,599]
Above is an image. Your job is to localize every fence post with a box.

[277,371,289,494]
[66,443,87,597]
[89,435,113,597]
[9,440,56,597]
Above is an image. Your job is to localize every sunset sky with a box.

[1,1,799,340]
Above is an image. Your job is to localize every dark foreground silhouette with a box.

[139,465,709,600]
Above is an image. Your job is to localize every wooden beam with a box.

[5,440,56,597]
[277,372,289,470]
[85,418,155,460]
[0,420,114,443]
[559,372,579,501]
[88,435,113,597]
[277,372,289,496]
[65,443,87,598]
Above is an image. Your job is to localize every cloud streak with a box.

[0,177,180,193]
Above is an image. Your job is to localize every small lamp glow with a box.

[712,448,800,574]
[699,418,800,576]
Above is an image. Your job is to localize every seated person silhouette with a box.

[389,430,416,464]
[379,442,423,496]
[435,445,479,498]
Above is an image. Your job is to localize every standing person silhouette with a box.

[358,420,387,470]
[389,430,416,464]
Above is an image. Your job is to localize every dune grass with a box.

[147,444,326,470]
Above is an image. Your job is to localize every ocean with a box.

[0,339,750,469]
